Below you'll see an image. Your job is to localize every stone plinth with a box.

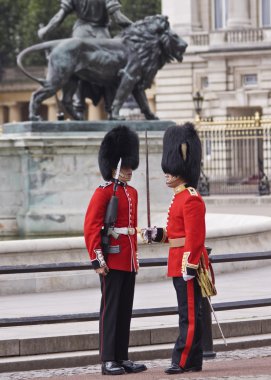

[2,120,174,134]
[0,120,175,237]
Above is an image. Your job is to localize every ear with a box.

[156,15,170,34]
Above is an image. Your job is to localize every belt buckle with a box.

[128,227,134,235]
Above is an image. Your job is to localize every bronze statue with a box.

[38,0,132,119]
[17,15,187,121]
[38,0,132,40]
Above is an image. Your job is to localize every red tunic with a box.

[84,182,138,272]
[166,186,209,277]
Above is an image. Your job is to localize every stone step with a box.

[1,318,270,357]
[1,333,271,373]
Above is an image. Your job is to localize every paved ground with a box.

[205,200,271,217]
[1,346,271,379]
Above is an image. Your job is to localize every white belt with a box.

[168,237,186,248]
[109,227,136,236]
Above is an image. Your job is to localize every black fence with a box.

[197,114,271,196]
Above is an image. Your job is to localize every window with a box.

[242,74,258,87]
[262,0,271,26]
[201,76,209,89]
[214,0,228,29]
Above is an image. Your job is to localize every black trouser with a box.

[172,276,203,369]
[99,269,136,362]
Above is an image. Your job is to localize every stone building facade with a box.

[157,0,271,121]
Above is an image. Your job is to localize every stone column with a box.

[191,0,202,31]
[146,87,156,113]
[45,98,57,121]
[0,106,4,126]
[87,99,107,120]
[162,0,202,34]
[227,0,251,29]
[8,103,20,123]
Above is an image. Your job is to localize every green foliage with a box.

[121,0,161,21]
[0,0,161,69]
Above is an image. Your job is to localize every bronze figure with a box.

[17,15,187,121]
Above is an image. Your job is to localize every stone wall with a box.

[0,121,173,237]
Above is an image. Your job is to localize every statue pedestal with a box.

[2,120,174,134]
[0,120,175,237]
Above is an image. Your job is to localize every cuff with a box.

[182,251,198,277]
[154,228,167,243]
[92,249,106,268]
[186,267,197,277]
[91,259,102,269]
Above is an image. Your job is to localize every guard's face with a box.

[165,174,183,188]
[119,167,133,182]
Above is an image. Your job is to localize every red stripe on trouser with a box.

[100,276,106,358]
[180,280,195,368]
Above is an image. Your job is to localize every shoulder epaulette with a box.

[99,181,112,189]
[187,187,198,196]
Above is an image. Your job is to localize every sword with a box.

[113,158,122,194]
[206,296,227,346]
[145,128,152,244]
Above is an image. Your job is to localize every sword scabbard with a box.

[145,128,152,243]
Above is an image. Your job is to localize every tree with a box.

[121,0,161,22]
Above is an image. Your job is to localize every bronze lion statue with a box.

[17,15,187,121]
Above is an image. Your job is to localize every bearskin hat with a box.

[98,125,139,181]
[161,123,202,188]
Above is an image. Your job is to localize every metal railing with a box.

[189,27,267,46]
[196,113,271,196]
[190,32,210,46]
[225,28,264,43]
[0,251,271,327]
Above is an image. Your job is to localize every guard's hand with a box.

[140,227,157,243]
[182,273,195,282]
[95,266,109,276]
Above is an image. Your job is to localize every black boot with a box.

[118,360,147,373]
[164,363,184,374]
[101,361,125,375]
[165,363,202,375]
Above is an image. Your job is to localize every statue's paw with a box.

[74,112,84,121]
[111,114,126,121]
[29,115,42,122]
[145,113,159,120]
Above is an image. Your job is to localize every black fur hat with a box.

[161,123,202,188]
[98,125,139,181]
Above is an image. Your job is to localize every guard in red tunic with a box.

[141,123,208,374]
[84,125,147,376]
